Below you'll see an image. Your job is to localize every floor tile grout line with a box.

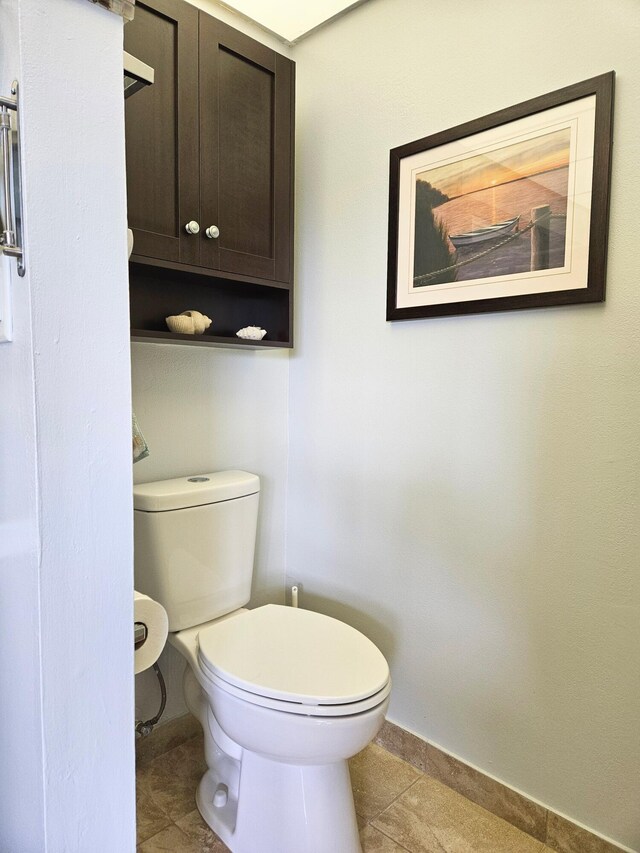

[423,770,551,848]
[420,771,552,845]
[366,774,438,852]
[139,819,197,852]
[543,808,550,846]
[135,732,202,770]
[370,810,448,853]
[135,777,177,846]
[354,769,425,827]
[382,773,425,812]
[372,772,552,853]
[138,780,176,828]
[135,806,174,846]
[366,821,415,852]
[137,737,205,827]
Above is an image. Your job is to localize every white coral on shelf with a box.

[236,326,267,340]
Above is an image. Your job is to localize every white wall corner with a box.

[1,0,136,849]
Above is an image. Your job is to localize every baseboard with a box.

[375,720,632,853]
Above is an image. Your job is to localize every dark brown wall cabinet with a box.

[125,0,295,348]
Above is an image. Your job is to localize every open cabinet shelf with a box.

[129,259,293,349]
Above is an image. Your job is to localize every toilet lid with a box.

[197,604,389,707]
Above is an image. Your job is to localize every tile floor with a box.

[136,728,560,852]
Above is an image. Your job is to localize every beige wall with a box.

[288,0,640,848]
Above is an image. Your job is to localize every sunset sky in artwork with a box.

[417,127,572,200]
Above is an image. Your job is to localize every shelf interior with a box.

[129,261,292,347]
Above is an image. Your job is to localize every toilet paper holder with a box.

[134,621,148,650]
[133,619,167,737]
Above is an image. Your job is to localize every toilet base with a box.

[197,749,361,853]
[175,631,388,853]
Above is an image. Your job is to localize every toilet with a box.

[133,471,391,853]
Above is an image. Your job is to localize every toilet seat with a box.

[201,667,391,717]
[197,604,390,717]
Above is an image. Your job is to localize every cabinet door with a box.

[125,0,200,265]
[199,15,294,283]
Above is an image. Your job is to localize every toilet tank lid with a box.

[133,470,260,512]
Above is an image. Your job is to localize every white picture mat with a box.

[395,95,596,309]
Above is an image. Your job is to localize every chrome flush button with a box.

[188,477,210,483]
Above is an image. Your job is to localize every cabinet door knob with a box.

[185,220,200,235]
[205,225,220,239]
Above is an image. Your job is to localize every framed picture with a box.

[386,72,614,321]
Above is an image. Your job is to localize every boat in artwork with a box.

[449,215,520,248]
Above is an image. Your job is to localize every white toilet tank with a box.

[133,471,260,631]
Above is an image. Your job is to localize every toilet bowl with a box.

[170,605,391,853]
[133,472,391,853]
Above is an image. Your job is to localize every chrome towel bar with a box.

[0,81,25,277]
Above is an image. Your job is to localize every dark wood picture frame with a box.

[386,72,615,321]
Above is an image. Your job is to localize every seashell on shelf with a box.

[166,310,212,335]
[236,326,267,341]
